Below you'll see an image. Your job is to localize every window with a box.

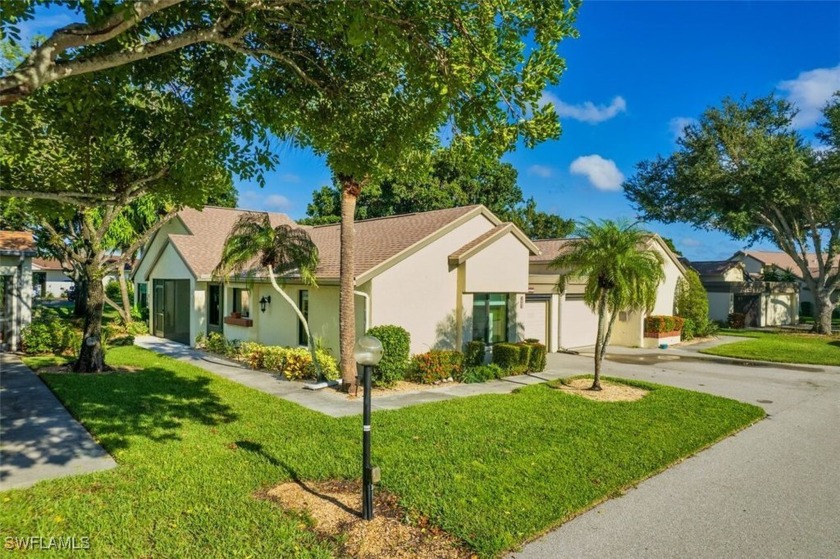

[298,290,309,346]
[232,288,250,317]
[472,293,509,344]
[208,285,221,326]
[137,283,148,310]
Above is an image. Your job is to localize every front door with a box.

[153,280,165,337]
[153,279,191,344]
[734,294,760,327]
[207,284,223,334]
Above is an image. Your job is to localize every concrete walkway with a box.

[135,336,568,417]
[0,354,116,491]
[510,346,840,559]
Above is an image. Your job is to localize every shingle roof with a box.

[529,238,579,263]
[689,260,742,277]
[306,205,482,280]
[739,250,840,280]
[168,206,296,278]
[0,231,36,254]
[32,257,64,270]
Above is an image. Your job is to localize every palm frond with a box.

[213,213,275,281]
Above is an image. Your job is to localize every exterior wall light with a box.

[259,295,271,313]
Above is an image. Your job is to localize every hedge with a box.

[464,340,485,367]
[366,325,410,387]
[644,315,686,334]
[408,350,464,384]
[492,343,521,370]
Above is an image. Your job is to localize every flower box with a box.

[224,316,253,327]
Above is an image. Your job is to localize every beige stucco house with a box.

[132,205,539,356]
[690,258,799,327]
[523,235,687,350]
[0,231,35,351]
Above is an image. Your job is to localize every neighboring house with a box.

[689,258,798,327]
[31,258,73,298]
[0,231,35,351]
[132,205,539,355]
[524,235,686,350]
[732,250,839,316]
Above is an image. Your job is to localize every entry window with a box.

[208,285,221,326]
[472,294,509,344]
[298,290,309,346]
[137,283,148,310]
[232,288,250,317]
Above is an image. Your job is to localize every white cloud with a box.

[778,64,840,129]
[279,173,301,183]
[669,116,698,141]
[680,238,702,248]
[527,164,554,178]
[239,190,292,212]
[569,155,625,191]
[541,92,627,124]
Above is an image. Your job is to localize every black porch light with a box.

[259,295,271,312]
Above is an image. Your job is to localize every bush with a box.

[204,332,228,354]
[696,318,719,337]
[126,320,149,336]
[240,342,266,369]
[464,340,486,367]
[315,349,340,381]
[21,317,81,355]
[675,269,710,331]
[105,280,134,303]
[457,363,505,384]
[682,317,696,341]
[492,343,521,370]
[644,315,686,334]
[408,350,464,384]
[523,342,546,372]
[283,347,314,380]
[262,346,287,371]
[728,313,746,329]
[366,325,410,387]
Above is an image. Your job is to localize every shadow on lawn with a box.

[237,440,361,517]
[46,368,238,453]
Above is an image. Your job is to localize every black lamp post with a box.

[259,295,271,313]
[353,335,383,520]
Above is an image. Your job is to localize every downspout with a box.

[354,290,370,333]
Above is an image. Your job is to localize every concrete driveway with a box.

[510,345,840,559]
[0,354,116,491]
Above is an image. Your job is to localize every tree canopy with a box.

[624,94,840,333]
[300,148,574,239]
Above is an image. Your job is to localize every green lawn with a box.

[704,330,840,366]
[7,347,763,558]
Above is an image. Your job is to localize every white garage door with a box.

[521,298,549,345]
[561,297,599,349]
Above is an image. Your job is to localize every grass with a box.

[3,347,763,558]
[21,355,75,370]
[798,316,840,329]
[704,329,840,366]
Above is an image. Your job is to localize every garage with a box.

[521,295,549,345]
[560,295,599,349]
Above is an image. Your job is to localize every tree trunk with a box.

[118,265,132,323]
[339,176,362,390]
[592,293,608,391]
[813,292,836,335]
[267,267,323,381]
[74,268,106,372]
[73,277,88,317]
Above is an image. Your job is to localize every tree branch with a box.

[0,189,114,206]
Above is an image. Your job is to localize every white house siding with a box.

[650,241,680,317]
[521,298,550,345]
[708,292,733,322]
[369,214,496,354]
[610,311,644,347]
[38,270,73,298]
[764,293,797,326]
[0,254,32,351]
[559,295,599,349]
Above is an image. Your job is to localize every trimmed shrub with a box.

[408,350,464,384]
[675,269,710,334]
[205,332,229,355]
[457,363,505,384]
[262,346,287,371]
[492,343,521,370]
[315,349,340,381]
[240,342,266,369]
[517,344,533,368]
[464,340,486,367]
[523,342,547,372]
[283,347,314,380]
[21,317,81,355]
[105,280,134,303]
[728,313,746,329]
[366,325,410,387]
[644,315,686,334]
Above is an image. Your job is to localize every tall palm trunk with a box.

[339,176,361,390]
[75,263,105,372]
[592,292,608,391]
[266,267,323,380]
[600,309,619,365]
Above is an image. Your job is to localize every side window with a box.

[232,288,250,317]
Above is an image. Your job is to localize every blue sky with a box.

[22,1,840,260]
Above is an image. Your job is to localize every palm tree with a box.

[214,213,324,379]
[551,219,665,390]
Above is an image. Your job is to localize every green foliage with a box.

[644,316,686,334]
[524,342,547,372]
[105,280,134,302]
[21,316,81,355]
[492,343,522,371]
[728,313,747,329]
[702,331,840,366]
[457,364,505,384]
[675,269,709,335]
[408,350,464,384]
[203,335,339,382]
[4,345,763,559]
[465,340,486,367]
[366,325,410,387]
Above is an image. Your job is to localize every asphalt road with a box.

[510,346,840,559]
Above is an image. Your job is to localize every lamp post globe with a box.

[353,335,383,366]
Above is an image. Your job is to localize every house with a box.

[732,250,839,317]
[689,258,798,327]
[523,235,687,350]
[31,258,73,298]
[0,231,35,351]
[132,205,539,355]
